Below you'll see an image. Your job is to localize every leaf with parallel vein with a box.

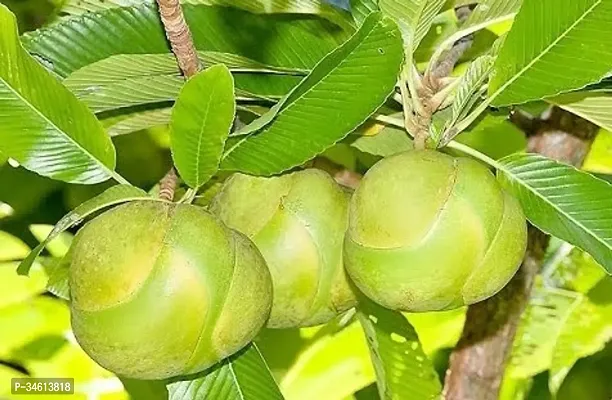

[489,0,612,106]
[0,5,117,185]
[498,153,612,274]
[220,13,404,176]
[23,3,351,78]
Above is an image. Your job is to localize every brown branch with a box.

[443,108,598,400]
[158,168,179,201]
[155,0,201,200]
[155,0,200,78]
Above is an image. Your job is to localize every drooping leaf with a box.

[16,184,150,276]
[357,298,442,400]
[171,65,235,189]
[379,0,446,51]
[23,3,352,78]
[497,153,612,274]
[489,0,612,106]
[220,13,404,175]
[167,344,284,400]
[0,5,117,185]
[45,254,71,301]
[103,108,173,137]
[350,126,413,157]
[551,91,612,132]
[507,285,580,379]
[549,279,612,394]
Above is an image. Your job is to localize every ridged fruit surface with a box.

[211,169,356,328]
[69,201,272,379]
[344,150,527,312]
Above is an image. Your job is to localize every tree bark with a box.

[443,107,598,400]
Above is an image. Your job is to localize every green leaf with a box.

[220,13,404,175]
[350,0,379,25]
[171,65,235,189]
[549,279,612,394]
[460,0,521,40]
[545,245,607,294]
[16,184,150,276]
[63,52,304,112]
[104,108,173,137]
[497,153,612,274]
[45,255,71,301]
[357,298,442,400]
[379,0,446,51]
[454,114,526,160]
[508,285,580,379]
[60,0,353,29]
[0,262,48,310]
[0,5,117,185]
[350,126,413,157]
[279,321,376,400]
[489,0,612,106]
[167,344,284,400]
[450,55,495,126]
[551,91,612,132]
[0,232,30,262]
[23,3,352,78]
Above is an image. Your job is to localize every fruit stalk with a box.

[443,108,598,400]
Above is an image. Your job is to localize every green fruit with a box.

[69,201,272,379]
[345,150,527,312]
[211,169,357,329]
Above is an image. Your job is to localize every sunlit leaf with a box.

[379,0,446,51]
[280,321,375,400]
[171,65,235,189]
[0,5,117,184]
[551,91,612,132]
[497,153,612,274]
[220,13,403,175]
[357,298,442,400]
[0,262,48,309]
[489,0,612,106]
[350,126,413,157]
[508,285,580,378]
[549,279,612,394]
